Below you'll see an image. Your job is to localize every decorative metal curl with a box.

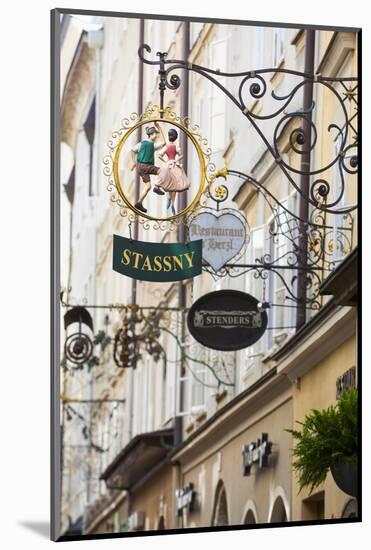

[310,179,330,203]
[341,143,358,175]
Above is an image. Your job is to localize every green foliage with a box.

[87,355,100,370]
[286,387,358,494]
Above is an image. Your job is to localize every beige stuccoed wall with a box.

[129,465,175,531]
[176,381,293,527]
[291,334,357,520]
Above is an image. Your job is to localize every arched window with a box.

[244,509,257,524]
[211,480,229,526]
[241,500,259,524]
[342,499,358,519]
[270,496,287,523]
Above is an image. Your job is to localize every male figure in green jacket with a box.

[131,122,165,213]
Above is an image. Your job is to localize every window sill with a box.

[185,421,194,434]
[195,410,207,423]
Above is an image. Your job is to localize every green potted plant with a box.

[287,387,358,497]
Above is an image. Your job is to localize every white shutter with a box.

[272,201,288,338]
[154,355,164,428]
[190,344,206,410]
[245,225,267,368]
[168,316,180,419]
[146,356,153,432]
[247,225,266,301]
[269,194,298,342]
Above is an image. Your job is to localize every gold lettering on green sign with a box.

[153,256,162,272]
[163,256,172,272]
[121,248,131,266]
[119,248,197,273]
[184,251,195,268]
[142,256,153,271]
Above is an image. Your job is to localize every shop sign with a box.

[336,366,357,399]
[188,209,248,272]
[113,234,202,282]
[175,483,196,516]
[242,433,272,476]
[187,290,268,351]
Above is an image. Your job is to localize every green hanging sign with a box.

[112,234,203,282]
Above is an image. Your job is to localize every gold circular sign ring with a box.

[112,118,207,221]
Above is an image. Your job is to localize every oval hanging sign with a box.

[187,290,268,351]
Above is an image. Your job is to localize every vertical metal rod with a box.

[132,19,145,304]
[296,29,315,330]
[175,21,190,447]
[157,50,168,119]
[178,21,190,227]
[128,18,145,449]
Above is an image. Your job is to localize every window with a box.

[144,355,153,432]
[247,225,266,298]
[270,496,288,522]
[267,192,298,347]
[244,509,257,524]
[245,225,267,369]
[211,481,229,526]
[165,321,178,421]
[176,342,206,417]
[268,204,287,346]
[154,353,165,428]
[177,369,190,417]
[191,351,206,411]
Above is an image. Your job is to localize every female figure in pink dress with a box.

[157,129,190,215]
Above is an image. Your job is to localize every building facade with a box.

[59,13,358,536]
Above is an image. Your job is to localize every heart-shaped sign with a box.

[188,210,248,272]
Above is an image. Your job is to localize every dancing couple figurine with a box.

[131,124,190,215]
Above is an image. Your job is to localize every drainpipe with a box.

[296,29,315,330]
[132,18,145,299]
[178,21,190,221]
[174,21,190,447]
[128,19,145,443]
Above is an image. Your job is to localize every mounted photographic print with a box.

[51,7,361,542]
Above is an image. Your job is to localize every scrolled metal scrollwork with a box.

[64,332,94,366]
[138,43,358,219]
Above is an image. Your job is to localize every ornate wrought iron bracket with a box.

[138,43,358,217]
